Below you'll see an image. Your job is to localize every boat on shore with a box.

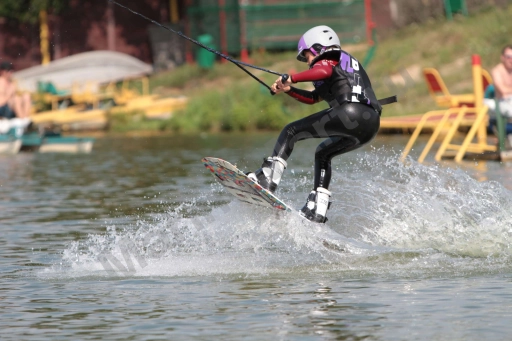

[0,119,95,154]
[21,131,95,153]
[0,134,22,154]
[0,118,31,155]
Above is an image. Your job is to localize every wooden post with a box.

[239,0,249,62]
[170,0,179,24]
[39,10,50,65]
[185,0,194,64]
[106,0,116,51]
[219,0,228,62]
[52,14,61,60]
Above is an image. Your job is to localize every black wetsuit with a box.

[273,50,382,190]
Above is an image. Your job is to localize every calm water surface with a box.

[1,133,512,340]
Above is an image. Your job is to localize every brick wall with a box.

[0,0,173,71]
[0,19,40,70]
[1,0,509,71]
[371,0,393,31]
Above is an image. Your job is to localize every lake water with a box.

[1,133,512,340]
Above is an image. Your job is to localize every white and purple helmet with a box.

[296,25,341,62]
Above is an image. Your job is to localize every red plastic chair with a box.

[423,68,475,108]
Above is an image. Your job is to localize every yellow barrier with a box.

[433,107,496,162]
[400,109,451,162]
[401,55,497,163]
[401,108,454,162]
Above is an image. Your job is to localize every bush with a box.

[167,78,326,133]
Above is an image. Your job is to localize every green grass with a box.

[167,81,325,133]
[149,50,299,93]
[113,5,512,133]
[109,110,172,133]
[364,5,512,117]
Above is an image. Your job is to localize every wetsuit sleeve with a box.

[285,87,320,105]
[290,64,333,83]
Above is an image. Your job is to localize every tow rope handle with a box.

[271,74,290,96]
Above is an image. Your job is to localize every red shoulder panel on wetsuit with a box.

[290,59,339,83]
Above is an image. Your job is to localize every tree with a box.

[0,0,68,23]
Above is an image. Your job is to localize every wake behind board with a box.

[202,157,291,212]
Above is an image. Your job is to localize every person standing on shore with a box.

[0,61,32,119]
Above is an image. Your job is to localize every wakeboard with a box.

[202,157,291,212]
[202,157,347,253]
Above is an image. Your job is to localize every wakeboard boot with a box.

[299,187,332,223]
[246,156,287,193]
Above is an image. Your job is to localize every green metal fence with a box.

[187,0,241,55]
[187,0,366,55]
[244,1,366,50]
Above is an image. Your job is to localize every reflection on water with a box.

[1,133,512,340]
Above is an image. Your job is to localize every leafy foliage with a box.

[0,0,68,23]
[166,81,324,133]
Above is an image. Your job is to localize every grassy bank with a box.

[111,5,512,133]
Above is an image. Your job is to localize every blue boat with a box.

[21,131,95,153]
[0,133,22,154]
[0,120,28,154]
